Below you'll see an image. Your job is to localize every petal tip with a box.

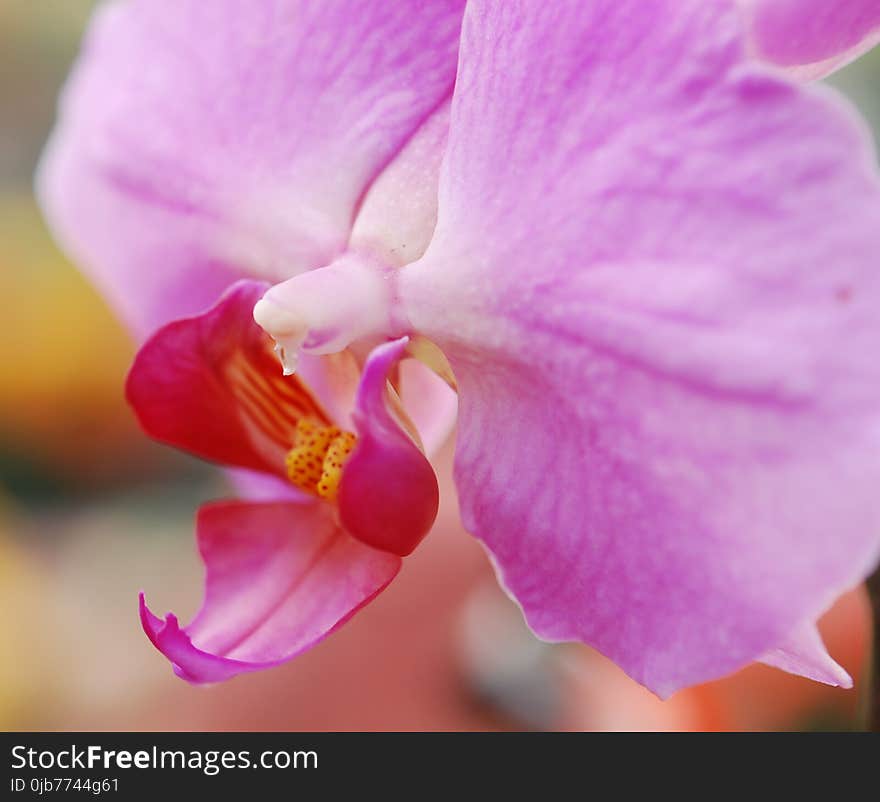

[759,622,853,689]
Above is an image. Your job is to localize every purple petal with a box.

[742,0,880,79]
[141,500,401,683]
[38,0,464,338]
[400,0,880,694]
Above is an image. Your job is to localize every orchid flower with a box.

[740,0,880,79]
[40,0,880,698]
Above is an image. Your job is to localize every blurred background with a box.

[0,0,877,732]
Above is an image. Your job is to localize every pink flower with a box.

[40,0,880,696]
[740,0,880,79]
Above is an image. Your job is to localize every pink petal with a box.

[38,0,464,337]
[140,500,401,683]
[741,0,880,79]
[399,0,880,694]
[759,621,852,688]
[339,339,440,556]
[127,280,346,475]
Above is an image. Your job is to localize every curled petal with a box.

[127,280,354,475]
[338,339,440,557]
[38,0,464,337]
[401,0,880,694]
[741,0,880,79]
[140,500,401,683]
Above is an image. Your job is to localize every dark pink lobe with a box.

[338,339,440,557]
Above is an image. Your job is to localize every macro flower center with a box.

[285,419,357,502]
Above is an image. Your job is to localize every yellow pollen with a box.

[285,419,357,502]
